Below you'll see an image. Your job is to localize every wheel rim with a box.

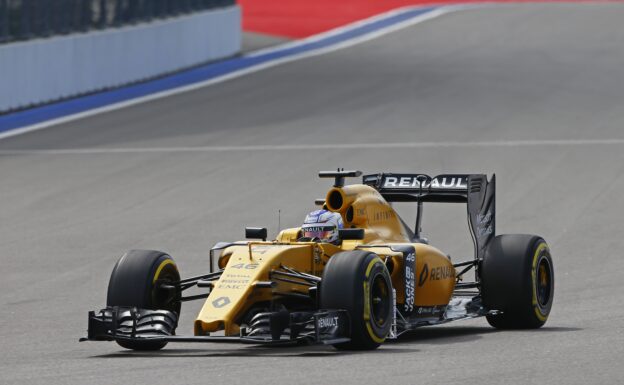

[371,272,391,327]
[152,264,181,313]
[536,256,552,308]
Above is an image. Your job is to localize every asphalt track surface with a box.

[2,4,624,385]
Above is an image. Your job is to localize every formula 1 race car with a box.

[82,170,554,350]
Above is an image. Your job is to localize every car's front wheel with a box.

[320,250,393,350]
[107,249,181,350]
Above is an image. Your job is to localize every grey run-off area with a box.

[1,4,624,385]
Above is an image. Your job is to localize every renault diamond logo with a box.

[418,264,429,287]
[212,296,230,308]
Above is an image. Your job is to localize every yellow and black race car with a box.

[82,170,554,350]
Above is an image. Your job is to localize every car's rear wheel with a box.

[481,234,554,329]
[107,250,181,350]
[320,250,393,350]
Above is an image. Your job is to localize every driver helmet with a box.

[301,209,344,244]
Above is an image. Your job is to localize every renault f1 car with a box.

[82,170,554,350]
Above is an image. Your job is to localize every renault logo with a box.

[212,296,230,308]
[418,264,429,287]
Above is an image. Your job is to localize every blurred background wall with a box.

[0,0,240,113]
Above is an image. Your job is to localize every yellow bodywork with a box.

[194,183,456,336]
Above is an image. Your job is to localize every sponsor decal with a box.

[217,279,249,290]
[373,210,394,222]
[404,252,416,313]
[429,265,454,281]
[317,316,339,329]
[314,247,322,264]
[231,263,258,270]
[302,226,334,232]
[212,296,230,308]
[224,273,251,279]
[250,246,269,254]
[415,306,445,316]
[477,213,492,224]
[418,263,454,287]
[476,212,493,237]
[382,175,468,190]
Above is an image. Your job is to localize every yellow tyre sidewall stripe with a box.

[364,257,386,344]
[153,259,175,284]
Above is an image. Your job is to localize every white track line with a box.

[2,139,623,155]
[0,6,455,142]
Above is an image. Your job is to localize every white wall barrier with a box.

[0,5,241,112]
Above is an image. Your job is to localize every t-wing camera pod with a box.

[318,169,362,187]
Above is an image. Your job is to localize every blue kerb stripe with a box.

[0,7,437,134]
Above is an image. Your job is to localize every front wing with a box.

[81,307,351,346]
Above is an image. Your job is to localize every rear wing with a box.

[362,173,495,261]
[363,173,471,203]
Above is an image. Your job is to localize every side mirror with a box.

[245,227,268,241]
[338,228,365,240]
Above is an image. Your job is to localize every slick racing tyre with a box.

[481,235,554,329]
[107,250,181,350]
[320,251,393,350]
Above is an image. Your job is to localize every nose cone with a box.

[194,243,315,336]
